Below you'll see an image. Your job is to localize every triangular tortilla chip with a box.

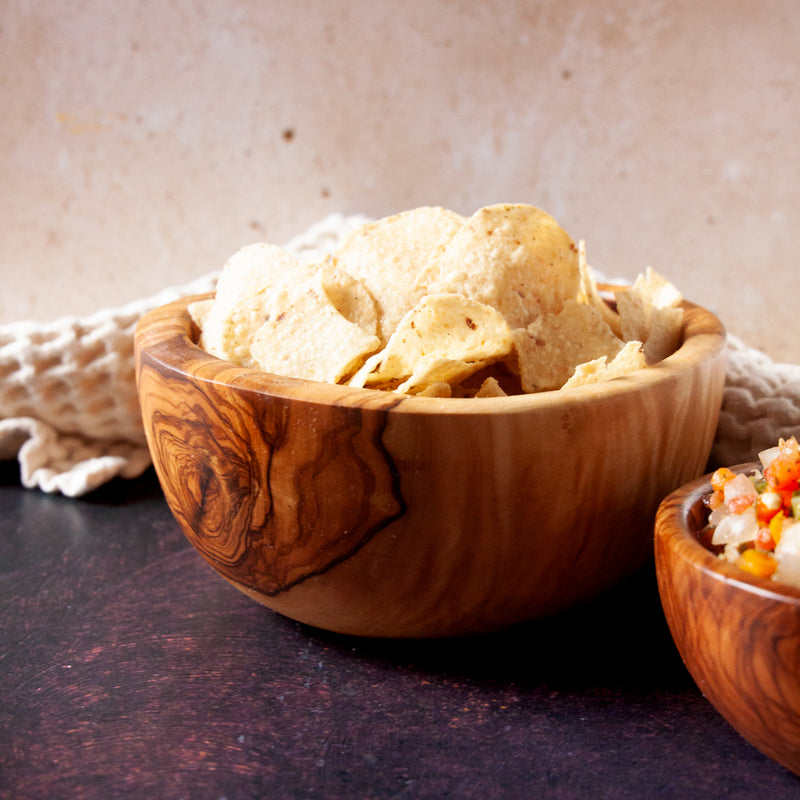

[615,267,683,364]
[563,340,647,388]
[349,292,512,392]
[199,243,313,367]
[334,207,464,341]
[428,204,580,329]
[511,299,624,392]
[250,265,381,384]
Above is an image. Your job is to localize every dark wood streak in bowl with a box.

[137,311,407,596]
[655,469,800,775]
[135,292,727,637]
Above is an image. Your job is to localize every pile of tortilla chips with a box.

[189,204,684,398]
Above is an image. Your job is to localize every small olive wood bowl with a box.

[135,292,726,638]
[655,470,800,775]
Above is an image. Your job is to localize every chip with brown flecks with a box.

[199,243,313,368]
[250,264,381,384]
[192,205,686,397]
[349,292,512,394]
[333,206,465,342]
[428,204,581,329]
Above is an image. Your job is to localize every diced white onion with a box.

[774,520,800,587]
[759,446,781,470]
[711,507,759,546]
[722,542,741,565]
[723,473,757,504]
[708,504,730,527]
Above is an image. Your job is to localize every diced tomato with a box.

[755,527,776,551]
[764,440,800,492]
[727,494,755,514]
[778,489,796,513]
[781,436,800,460]
[765,460,799,492]
[755,491,783,524]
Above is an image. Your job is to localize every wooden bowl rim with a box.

[135,287,727,417]
[656,465,800,606]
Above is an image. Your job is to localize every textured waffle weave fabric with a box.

[0,214,368,495]
[1,213,798,496]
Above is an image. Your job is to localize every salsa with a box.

[703,436,800,586]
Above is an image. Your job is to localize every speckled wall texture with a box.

[2,0,798,362]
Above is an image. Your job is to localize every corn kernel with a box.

[769,512,785,545]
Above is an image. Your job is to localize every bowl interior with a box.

[656,467,800,603]
[143,287,726,415]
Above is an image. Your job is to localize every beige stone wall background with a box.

[1,0,798,362]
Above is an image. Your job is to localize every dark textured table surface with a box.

[2,461,799,800]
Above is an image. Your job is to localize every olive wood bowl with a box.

[135,292,726,638]
[655,469,800,775]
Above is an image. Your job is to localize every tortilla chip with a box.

[561,356,607,388]
[633,266,683,309]
[397,357,490,395]
[317,262,379,335]
[192,206,687,399]
[615,289,649,344]
[562,340,647,388]
[417,382,453,398]
[250,266,381,384]
[474,376,508,398]
[511,299,624,392]
[187,298,214,331]
[608,339,648,374]
[615,267,684,365]
[429,204,580,329]
[576,239,622,337]
[451,362,523,397]
[642,306,683,364]
[333,206,464,341]
[199,243,313,367]
[349,292,513,392]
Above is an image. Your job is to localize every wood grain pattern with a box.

[136,309,406,596]
[655,473,800,776]
[135,292,727,637]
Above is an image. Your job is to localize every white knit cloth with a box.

[1,213,798,496]
[0,214,368,496]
